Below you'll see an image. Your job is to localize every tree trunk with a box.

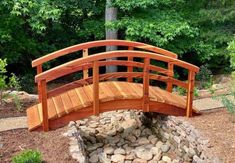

[105,0,118,73]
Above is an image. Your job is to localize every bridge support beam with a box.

[143,58,150,112]
[40,79,49,132]
[186,71,195,117]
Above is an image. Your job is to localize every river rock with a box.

[111,154,125,162]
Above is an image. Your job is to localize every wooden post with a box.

[40,79,49,131]
[83,49,89,79]
[37,65,43,102]
[142,58,150,112]
[127,47,134,82]
[166,62,174,93]
[93,61,99,116]
[186,71,195,117]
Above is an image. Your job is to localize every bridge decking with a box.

[27,81,199,131]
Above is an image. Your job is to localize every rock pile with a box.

[64,110,217,163]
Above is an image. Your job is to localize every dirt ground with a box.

[0,127,76,163]
[184,109,235,163]
[0,102,32,118]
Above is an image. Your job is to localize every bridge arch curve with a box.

[27,40,199,131]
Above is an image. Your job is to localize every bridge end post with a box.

[166,63,174,93]
[142,58,150,112]
[40,79,49,132]
[93,61,100,116]
[186,71,195,117]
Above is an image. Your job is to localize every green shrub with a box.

[0,59,21,110]
[12,149,42,163]
[19,74,35,94]
[196,65,213,89]
[175,86,199,97]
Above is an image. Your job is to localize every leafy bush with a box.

[0,59,21,110]
[175,86,199,98]
[19,73,35,94]
[12,149,42,163]
[196,65,213,89]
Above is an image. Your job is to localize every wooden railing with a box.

[32,40,199,131]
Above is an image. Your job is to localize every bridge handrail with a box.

[32,40,178,68]
[35,50,199,83]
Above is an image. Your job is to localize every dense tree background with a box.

[0,0,234,92]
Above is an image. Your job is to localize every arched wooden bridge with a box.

[27,40,200,131]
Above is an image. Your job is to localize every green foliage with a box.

[196,65,213,89]
[228,39,235,69]
[175,86,199,97]
[0,59,21,109]
[12,149,42,163]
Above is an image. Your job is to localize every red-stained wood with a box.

[83,49,89,79]
[127,46,134,82]
[166,62,174,92]
[27,40,200,132]
[143,58,150,112]
[32,40,178,67]
[186,71,195,117]
[40,79,49,132]
[93,61,99,115]
[37,65,42,102]
[35,51,199,83]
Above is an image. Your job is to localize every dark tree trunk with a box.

[105,0,118,73]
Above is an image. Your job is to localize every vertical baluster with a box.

[40,79,49,131]
[166,62,174,93]
[93,60,99,115]
[142,58,150,112]
[186,71,195,117]
[37,65,42,102]
[83,49,89,79]
[127,47,134,82]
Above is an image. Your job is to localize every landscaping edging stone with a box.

[65,110,219,163]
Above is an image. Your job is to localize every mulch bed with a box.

[0,127,76,163]
[184,109,235,162]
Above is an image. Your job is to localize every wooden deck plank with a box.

[67,89,83,110]
[52,95,66,117]
[105,82,124,99]
[61,92,74,114]
[47,98,57,119]
[27,105,42,130]
[75,87,92,107]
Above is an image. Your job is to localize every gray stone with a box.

[135,148,153,161]
[188,148,196,158]
[126,135,136,143]
[111,154,125,162]
[133,129,141,137]
[68,121,76,127]
[155,141,163,149]
[104,146,114,155]
[150,147,161,155]
[162,156,171,163]
[125,153,135,160]
[160,144,170,153]
[87,143,103,151]
[150,138,158,145]
[193,155,204,163]
[132,158,147,163]
[89,154,99,163]
[98,153,111,163]
[114,148,126,155]
[138,137,150,145]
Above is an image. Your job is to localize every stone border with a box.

[64,111,219,163]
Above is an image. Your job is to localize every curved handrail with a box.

[35,50,199,83]
[32,40,178,67]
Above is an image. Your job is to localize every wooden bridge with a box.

[27,40,200,131]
